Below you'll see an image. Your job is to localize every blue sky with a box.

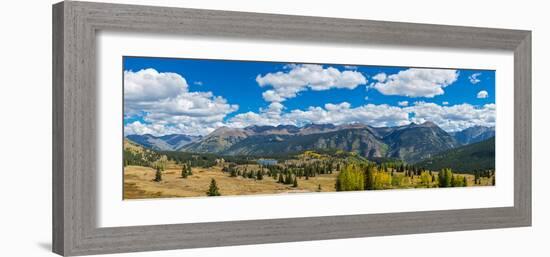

[123,56,495,136]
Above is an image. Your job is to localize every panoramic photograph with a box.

[122,56,496,199]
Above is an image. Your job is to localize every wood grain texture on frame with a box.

[52,1,531,256]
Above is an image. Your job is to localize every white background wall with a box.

[0,0,547,256]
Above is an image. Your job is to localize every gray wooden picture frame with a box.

[52,1,531,256]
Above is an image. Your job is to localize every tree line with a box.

[335,163,495,192]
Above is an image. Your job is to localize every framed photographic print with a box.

[53,1,531,256]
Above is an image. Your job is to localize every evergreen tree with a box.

[438,168,453,188]
[317,184,322,192]
[181,164,187,178]
[256,170,263,180]
[285,173,293,184]
[206,179,221,196]
[278,173,284,183]
[463,176,468,187]
[154,167,162,182]
[187,162,193,176]
[230,168,237,177]
[292,176,298,187]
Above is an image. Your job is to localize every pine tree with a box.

[278,173,284,183]
[256,170,263,180]
[317,184,322,192]
[285,173,292,184]
[438,168,453,188]
[181,165,188,178]
[187,162,193,176]
[206,179,221,196]
[292,176,298,187]
[230,168,237,177]
[154,167,162,182]
[463,176,468,187]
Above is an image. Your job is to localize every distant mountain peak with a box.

[126,133,202,151]
[451,125,495,145]
[421,121,438,127]
[209,126,247,137]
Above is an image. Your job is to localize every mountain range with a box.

[125,122,495,163]
[126,134,202,151]
[416,137,495,173]
[450,126,495,145]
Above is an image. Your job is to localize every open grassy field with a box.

[124,164,493,199]
[124,165,338,199]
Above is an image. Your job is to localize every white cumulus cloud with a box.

[469,73,481,84]
[124,68,187,102]
[124,68,238,136]
[256,64,367,102]
[398,101,409,106]
[372,68,459,98]
[228,101,495,133]
[229,102,410,129]
[124,68,494,137]
[477,90,489,99]
[405,102,495,131]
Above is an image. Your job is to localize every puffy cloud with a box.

[125,69,493,137]
[285,103,410,127]
[124,121,180,136]
[405,102,495,131]
[124,69,238,136]
[228,101,495,133]
[228,102,410,129]
[442,101,449,105]
[131,92,238,118]
[256,64,367,102]
[227,102,286,128]
[372,73,387,82]
[124,68,187,102]
[262,90,285,102]
[477,90,489,99]
[372,68,458,98]
[469,73,481,84]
